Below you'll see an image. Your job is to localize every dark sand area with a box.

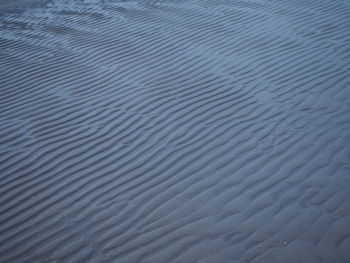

[0,0,46,9]
[1,0,350,262]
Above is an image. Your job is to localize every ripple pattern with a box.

[1,0,350,262]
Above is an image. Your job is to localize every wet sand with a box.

[1,0,350,262]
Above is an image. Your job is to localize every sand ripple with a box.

[1,0,350,262]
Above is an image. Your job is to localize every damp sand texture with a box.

[1,0,350,263]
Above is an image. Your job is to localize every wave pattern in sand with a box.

[1,0,350,262]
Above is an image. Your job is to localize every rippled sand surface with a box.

[1,1,350,262]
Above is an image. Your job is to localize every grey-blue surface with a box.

[1,0,350,262]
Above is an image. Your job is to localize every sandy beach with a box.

[1,0,350,262]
